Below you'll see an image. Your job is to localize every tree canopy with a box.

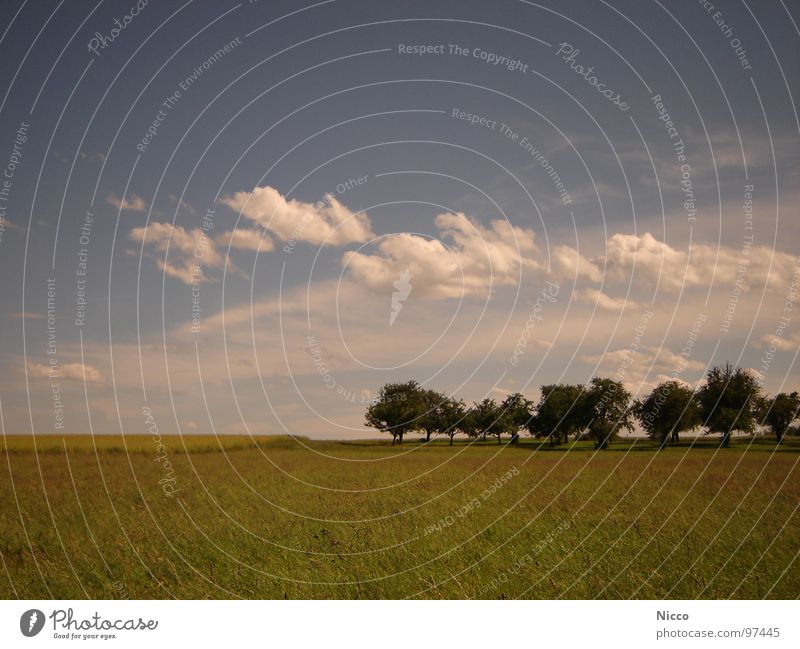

[528,384,586,445]
[363,364,792,449]
[697,363,762,447]
[633,381,701,447]
[759,391,800,443]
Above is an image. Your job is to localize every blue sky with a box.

[0,0,798,438]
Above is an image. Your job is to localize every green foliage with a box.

[364,364,789,450]
[633,381,701,447]
[759,391,800,443]
[528,384,587,445]
[583,377,633,449]
[501,393,534,444]
[364,380,424,445]
[469,398,508,444]
[422,390,467,444]
[697,363,762,447]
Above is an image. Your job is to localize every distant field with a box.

[1,435,798,599]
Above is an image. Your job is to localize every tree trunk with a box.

[398,432,404,445]
[497,435,502,444]
[721,431,729,447]
[449,434,454,446]
[426,430,431,442]
[776,429,783,444]
[511,432,519,445]
[672,430,679,444]
[482,432,487,442]
[563,432,569,445]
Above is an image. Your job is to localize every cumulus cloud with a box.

[555,232,798,293]
[107,193,147,212]
[581,345,706,394]
[130,222,229,284]
[753,330,800,352]
[216,228,275,253]
[219,186,374,246]
[344,212,540,298]
[27,362,105,383]
[551,244,603,282]
[575,288,647,312]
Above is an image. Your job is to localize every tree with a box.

[528,384,587,445]
[469,398,508,444]
[460,407,482,441]
[417,389,441,443]
[633,381,701,447]
[501,393,534,444]
[759,391,800,443]
[583,377,633,450]
[697,364,762,447]
[423,391,467,445]
[364,381,424,445]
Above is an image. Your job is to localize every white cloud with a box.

[130,222,230,284]
[581,345,706,395]
[555,232,798,293]
[753,330,800,352]
[551,244,603,282]
[344,212,540,298]
[27,362,105,383]
[107,193,147,212]
[575,288,647,312]
[216,228,275,253]
[219,186,374,246]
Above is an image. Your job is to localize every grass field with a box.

[1,434,798,599]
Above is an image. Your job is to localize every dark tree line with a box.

[365,364,800,448]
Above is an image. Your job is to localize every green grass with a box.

[1,434,797,599]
